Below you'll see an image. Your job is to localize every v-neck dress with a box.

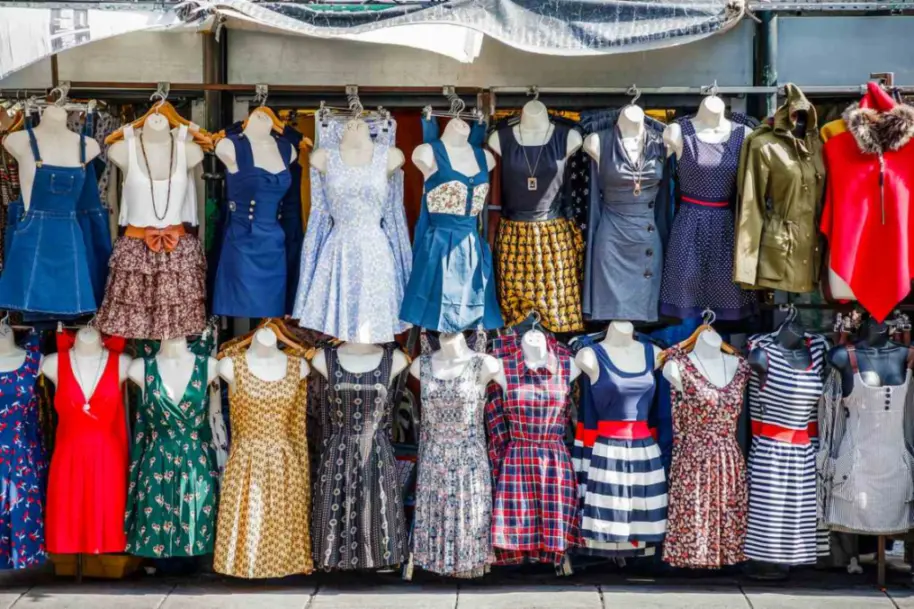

[125,354,219,558]
[662,345,749,568]
[400,118,503,333]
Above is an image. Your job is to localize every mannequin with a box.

[749,318,812,385]
[583,105,654,166]
[487,99,582,160]
[108,112,205,178]
[663,328,739,392]
[215,109,296,175]
[409,332,506,391]
[312,342,408,382]
[826,318,908,397]
[128,337,218,397]
[218,328,309,389]
[0,320,29,373]
[662,94,752,159]
[2,105,102,210]
[413,118,496,180]
[310,118,404,176]
[520,327,582,383]
[41,326,132,390]
[575,321,660,383]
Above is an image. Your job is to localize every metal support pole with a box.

[760,12,779,117]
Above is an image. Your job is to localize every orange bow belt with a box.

[125,224,186,253]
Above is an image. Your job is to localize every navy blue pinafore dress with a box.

[213,134,292,317]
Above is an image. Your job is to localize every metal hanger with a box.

[627,84,642,105]
[422,85,484,124]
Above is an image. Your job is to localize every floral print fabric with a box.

[662,346,749,568]
[125,353,218,558]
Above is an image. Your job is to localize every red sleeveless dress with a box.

[46,334,127,554]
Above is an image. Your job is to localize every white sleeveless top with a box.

[119,124,197,228]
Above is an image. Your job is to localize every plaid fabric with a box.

[486,333,577,565]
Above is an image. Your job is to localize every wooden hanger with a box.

[242,106,285,134]
[217,318,309,359]
[659,309,739,363]
[105,99,214,151]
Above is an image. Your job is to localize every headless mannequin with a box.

[215,109,296,175]
[219,328,309,389]
[0,321,31,373]
[663,329,740,392]
[41,326,131,391]
[108,112,204,179]
[312,342,409,383]
[2,105,102,210]
[749,319,812,386]
[520,327,582,383]
[413,118,496,180]
[584,105,660,166]
[575,321,660,384]
[662,94,752,159]
[128,337,218,397]
[310,119,404,176]
[826,319,909,397]
[409,332,506,392]
[487,100,582,160]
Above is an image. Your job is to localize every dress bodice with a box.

[325,347,396,438]
[497,124,569,221]
[424,141,489,222]
[224,134,292,227]
[419,354,486,447]
[500,339,572,444]
[141,354,209,439]
[231,351,305,445]
[0,332,41,447]
[677,118,746,203]
[324,145,389,232]
[670,346,749,441]
[590,342,656,422]
[23,124,88,213]
[598,126,666,213]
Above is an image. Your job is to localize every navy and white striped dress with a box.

[578,343,667,550]
[746,332,829,564]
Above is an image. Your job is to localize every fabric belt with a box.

[681,195,728,208]
[597,420,654,440]
[751,421,818,445]
[125,224,185,253]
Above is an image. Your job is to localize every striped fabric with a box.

[746,331,829,565]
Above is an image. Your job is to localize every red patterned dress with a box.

[662,345,749,568]
[486,333,577,566]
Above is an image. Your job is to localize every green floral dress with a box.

[125,353,219,557]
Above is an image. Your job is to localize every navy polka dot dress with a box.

[659,118,757,320]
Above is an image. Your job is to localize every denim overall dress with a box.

[0,124,97,315]
[213,134,292,317]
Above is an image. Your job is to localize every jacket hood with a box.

[843,81,914,154]
[773,83,817,137]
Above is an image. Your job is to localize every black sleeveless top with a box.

[497,123,570,221]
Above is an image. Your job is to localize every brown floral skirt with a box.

[96,234,206,339]
[495,216,584,332]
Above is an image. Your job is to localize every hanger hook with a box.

[346,85,362,119]
[702,79,719,97]
[528,85,540,102]
[149,82,170,113]
[254,84,269,108]
[49,81,70,107]
[626,84,641,105]
[701,308,716,326]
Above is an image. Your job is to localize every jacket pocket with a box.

[757,214,792,281]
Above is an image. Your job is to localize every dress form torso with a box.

[487,100,582,160]
[310,119,403,176]
[215,109,294,174]
[0,322,28,373]
[217,328,309,389]
[409,332,505,391]
[584,105,648,166]
[749,320,813,386]
[663,330,740,391]
[128,337,218,396]
[827,320,909,396]
[663,95,752,159]
[41,327,131,390]
[576,321,658,383]
[413,119,496,179]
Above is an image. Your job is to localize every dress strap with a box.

[846,345,859,374]
[176,124,188,174]
[79,134,86,166]
[430,140,452,176]
[906,346,914,371]
[471,144,487,181]
[25,124,41,165]
[642,341,654,374]
[234,134,254,171]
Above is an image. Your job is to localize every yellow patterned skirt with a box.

[495,216,584,332]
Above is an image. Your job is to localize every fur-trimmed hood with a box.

[843,97,914,155]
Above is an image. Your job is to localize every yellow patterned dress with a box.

[213,348,313,578]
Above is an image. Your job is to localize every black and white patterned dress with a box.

[312,346,407,570]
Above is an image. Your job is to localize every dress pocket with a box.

[829,449,857,501]
[757,215,793,281]
[49,173,77,195]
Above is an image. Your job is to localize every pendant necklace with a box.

[72,348,106,415]
[620,128,647,196]
[139,131,175,222]
[518,126,549,191]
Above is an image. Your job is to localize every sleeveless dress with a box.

[659,117,757,320]
[0,124,98,315]
[46,339,128,554]
[214,134,292,318]
[411,353,492,578]
[662,346,749,568]
[126,353,218,558]
[0,332,47,569]
[400,118,503,333]
[213,349,312,578]
[576,343,667,553]
[746,332,828,565]
[494,124,584,332]
[294,142,411,343]
[312,346,407,570]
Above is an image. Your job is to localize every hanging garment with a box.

[411,353,492,578]
[661,346,749,568]
[659,117,757,321]
[96,124,206,339]
[0,332,47,570]
[213,134,293,318]
[820,83,914,322]
[46,339,127,554]
[820,346,914,534]
[574,343,667,553]
[0,125,98,315]
[493,124,584,332]
[213,348,312,578]
[745,331,828,565]
[734,85,825,294]
[487,333,576,565]
[313,346,407,570]
[294,133,412,343]
[281,125,306,315]
[584,122,672,322]
[125,354,218,558]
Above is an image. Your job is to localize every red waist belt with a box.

[681,195,728,208]
[597,421,653,440]
[752,421,818,445]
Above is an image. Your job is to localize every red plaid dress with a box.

[486,334,577,565]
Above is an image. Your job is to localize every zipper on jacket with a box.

[879,153,886,225]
